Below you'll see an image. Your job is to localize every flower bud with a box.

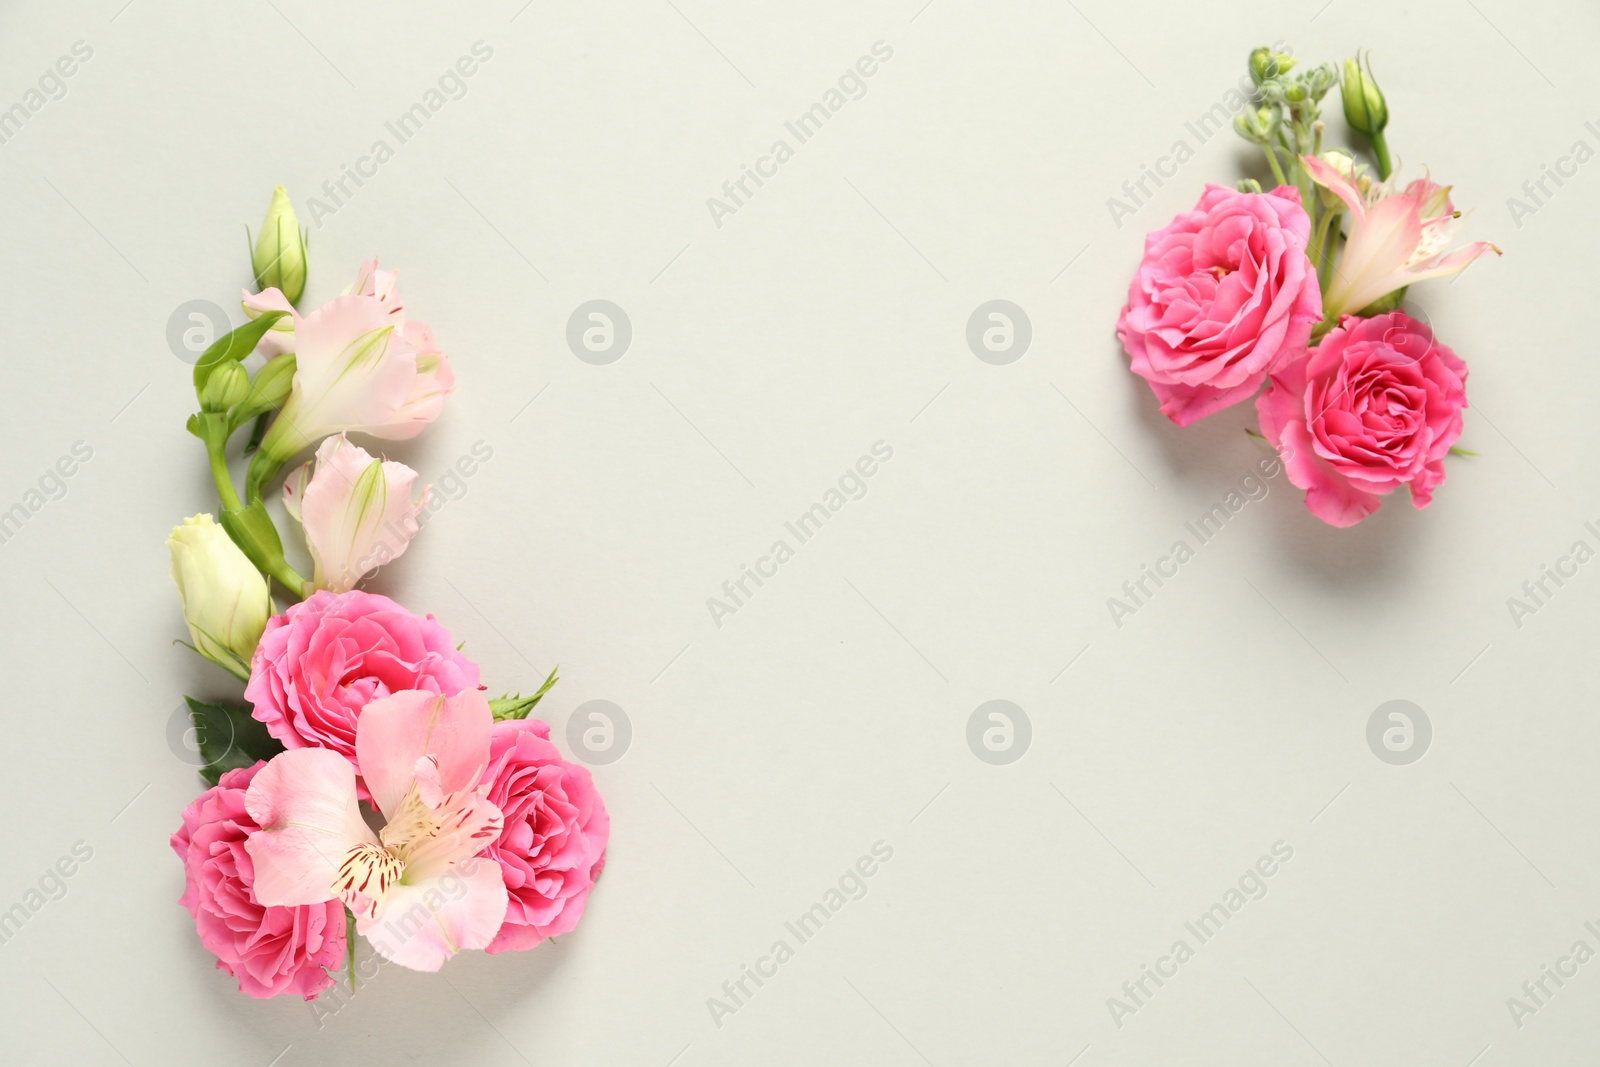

[1249,47,1295,86]
[1233,105,1280,146]
[251,186,308,306]
[1236,178,1264,194]
[1341,52,1387,135]
[200,360,250,414]
[168,514,270,680]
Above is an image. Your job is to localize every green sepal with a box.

[490,666,560,721]
[184,695,284,787]
[219,501,289,580]
[1355,288,1407,316]
[193,310,289,396]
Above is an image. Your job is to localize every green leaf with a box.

[193,310,289,396]
[490,666,560,721]
[184,696,284,787]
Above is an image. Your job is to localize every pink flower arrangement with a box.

[168,191,607,1000]
[1116,45,1498,526]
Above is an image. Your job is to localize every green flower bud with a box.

[1249,47,1295,86]
[1236,178,1264,194]
[1301,63,1338,105]
[1232,105,1280,146]
[1341,52,1388,135]
[250,186,308,306]
[1249,48,1274,87]
[200,360,250,413]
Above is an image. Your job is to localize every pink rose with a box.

[245,590,479,777]
[1256,311,1468,527]
[171,762,345,1000]
[1118,185,1323,426]
[477,720,609,952]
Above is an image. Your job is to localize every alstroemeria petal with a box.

[357,858,508,972]
[356,689,494,820]
[243,748,373,907]
[1302,154,1366,218]
[294,434,427,593]
[272,295,424,452]
[241,287,300,357]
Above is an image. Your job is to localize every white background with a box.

[1,0,1598,1064]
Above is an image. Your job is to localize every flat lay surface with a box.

[2,0,1597,1063]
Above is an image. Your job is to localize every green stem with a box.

[1371,130,1393,180]
[346,909,358,992]
[245,447,284,506]
[268,557,310,599]
[1311,207,1340,293]
[204,424,244,513]
[1262,143,1288,187]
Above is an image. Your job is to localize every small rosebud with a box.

[250,186,308,306]
[1341,52,1388,135]
[1236,178,1264,194]
[200,360,250,413]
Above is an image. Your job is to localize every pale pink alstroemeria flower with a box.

[256,293,452,462]
[244,258,453,448]
[283,434,429,594]
[242,257,439,359]
[1303,154,1500,318]
[243,689,508,972]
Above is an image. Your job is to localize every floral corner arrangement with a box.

[166,188,609,999]
[1118,47,1500,527]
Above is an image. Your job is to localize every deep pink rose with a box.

[1256,311,1468,527]
[171,762,345,1000]
[245,589,479,777]
[477,720,609,952]
[1118,184,1323,426]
